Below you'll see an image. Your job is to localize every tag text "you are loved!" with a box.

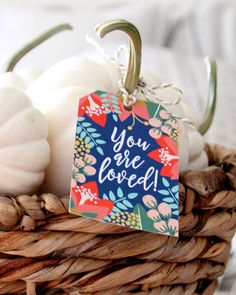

[98,127,159,192]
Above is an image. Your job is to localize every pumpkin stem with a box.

[95,19,141,95]
[198,57,217,135]
[3,23,73,73]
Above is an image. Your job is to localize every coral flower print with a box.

[78,93,107,127]
[148,136,178,180]
[71,181,114,219]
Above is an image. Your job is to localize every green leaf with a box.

[105,110,111,114]
[96,139,106,144]
[112,114,118,122]
[172,210,178,216]
[100,93,108,97]
[77,117,85,122]
[102,103,109,108]
[128,193,138,199]
[69,198,75,209]
[87,128,96,133]
[112,207,121,213]
[171,185,178,193]
[116,202,128,210]
[158,189,169,195]
[76,126,82,134]
[102,193,109,200]
[84,136,91,144]
[117,187,123,198]
[169,204,178,209]
[82,122,91,127]
[123,200,133,208]
[175,193,179,200]
[102,99,108,102]
[109,191,116,201]
[147,101,161,118]
[133,204,153,231]
[80,131,86,139]
[96,146,104,155]
[82,212,97,218]
[89,142,95,149]
[111,99,119,104]
[163,197,174,203]
[162,178,170,188]
[91,133,101,138]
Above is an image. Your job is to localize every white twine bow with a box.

[86,35,196,128]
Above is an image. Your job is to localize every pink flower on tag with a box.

[84,154,97,165]
[160,125,172,135]
[158,203,172,218]
[142,195,157,208]
[149,117,162,128]
[147,209,161,221]
[159,110,170,119]
[83,166,96,176]
[75,173,86,183]
[149,128,162,139]
[75,158,85,168]
[168,218,178,231]
[166,119,178,129]
[154,220,166,232]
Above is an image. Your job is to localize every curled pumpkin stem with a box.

[3,23,73,73]
[95,19,142,95]
[198,57,217,135]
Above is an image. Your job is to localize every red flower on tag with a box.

[78,93,107,127]
[71,181,114,219]
[148,136,178,179]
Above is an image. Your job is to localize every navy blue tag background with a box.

[70,91,179,236]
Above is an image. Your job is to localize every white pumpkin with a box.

[0,87,50,195]
[26,20,216,195]
[0,70,42,92]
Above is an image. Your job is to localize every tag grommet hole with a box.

[124,104,133,111]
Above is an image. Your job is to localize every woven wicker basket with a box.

[0,143,236,295]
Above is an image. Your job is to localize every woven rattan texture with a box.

[0,144,236,295]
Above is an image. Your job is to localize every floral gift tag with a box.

[69,90,179,237]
